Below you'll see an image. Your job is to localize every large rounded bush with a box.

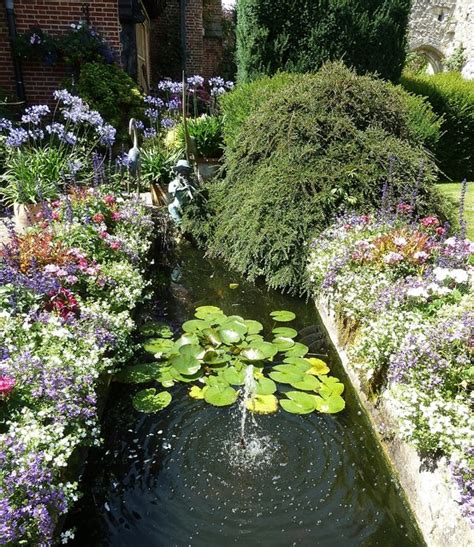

[183,63,450,294]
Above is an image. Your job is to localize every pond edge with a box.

[316,297,474,547]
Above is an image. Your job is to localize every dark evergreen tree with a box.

[236,0,411,82]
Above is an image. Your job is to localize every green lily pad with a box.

[222,365,246,385]
[269,370,304,385]
[245,394,278,414]
[202,328,222,347]
[229,283,239,289]
[218,326,242,345]
[154,366,176,387]
[319,375,345,396]
[283,357,311,371]
[189,385,207,399]
[194,306,223,319]
[256,376,277,395]
[204,385,239,407]
[246,334,264,343]
[115,363,157,384]
[174,334,200,349]
[203,349,231,365]
[139,322,173,339]
[313,394,345,413]
[241,341,278,361]
[280,391,317,414]
[272,327,298,338]
[171,369,203,383]
[245,320,264,335]
[169,352,201,375]
[290,374,321,391]
[132,388,172,413]
[142,338,175,355]
[285,342,309,358]
[270,310,296,322]
[272,336,295,351]
[182,319,210,333]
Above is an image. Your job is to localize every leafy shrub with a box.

[175,115,224,159]
[183,63,450,294]
[140,144,179,187]
[74,62,144,144]
[236,0,411,83]
[221,71,442,153]
[401,72,474,180]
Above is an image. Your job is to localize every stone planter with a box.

[195,159,220,183]
[13,203,42,233]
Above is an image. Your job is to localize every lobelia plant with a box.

[116,306,345,416]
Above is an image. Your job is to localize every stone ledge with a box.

[316,298,474,547]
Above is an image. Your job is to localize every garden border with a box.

[316,297,474,547]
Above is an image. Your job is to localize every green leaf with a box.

[229,283,239,289]
[204,385,239,407]
[218,326,242,345]
[280,391,318,414]
[169,352,201,375]
[269,370,304,385]
[283,357,311,371]
[290,374,321,391]
[115,363,157,384]
[202,328,222,346]
[244,320,264,335]
[272,336,295,351]
[313,394,345,413]
[285,342,309,358]
[306,358,330,375]
[182,319,210,333]
[245,394,278,414]
[189,385,207,399]
[319,375,345,396]
[203,349,231,365]
[270,310,296,322]
[241,341,278,361]
[222,365,246,385]
[256,376,277,395]
[194,305,223,319]
[272,326,298,338]
[132,388,172,413]
[174,334,200,349]
[142,338,175,355]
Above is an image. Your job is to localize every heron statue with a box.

[127,118,140,194]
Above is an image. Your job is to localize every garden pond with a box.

[67,244,424,546]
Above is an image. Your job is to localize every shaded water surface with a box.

[69,245,423,547]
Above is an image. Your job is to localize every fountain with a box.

[239,365,257,449]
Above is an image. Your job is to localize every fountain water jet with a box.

[239,365,257,449]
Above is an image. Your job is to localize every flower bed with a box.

[0,189,155,545]
[308,207,473,527]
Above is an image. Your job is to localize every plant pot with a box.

[150,182,169,207]
[13,203,42,233]
[196,159,220,183]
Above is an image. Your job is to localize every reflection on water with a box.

[68,244,424,547]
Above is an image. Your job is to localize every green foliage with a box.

[119,306,345,416]
[183,64,449,294]
[74,62,144,144]
[401,72,474,180]
[236,0,411,83]
[140,144,178,186]
[175,115,224,159]
[219,72,299,149]
[0,147,67,205]
[444,45,467,73]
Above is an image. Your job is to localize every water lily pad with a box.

[306,358,330,375]
[143,338,175,356]
[194,306,223,319]
[269,370,304,385]
[202,328,222,346]
[139,322,173,339]
[154,366,175,387]
[203,349,231,365]
[132,389,172,413]
[283,357,311,371]
[169,352,201,375]
[256,377,277,395]
[270,310,296,322]
[218,326,242,345]
[229,283,239,289]
[245,320,264,335]
[246,334,264,343]
[245,394,278,414]
[272,327,298,338]
[222,365,246,386]
[189,385,207,399]
[290,374,321,391]
[115,363,157,384]
[171,369,203,383]
[241,341,278,362]
[313,394,345,413]
[280,391,317,414]
[285,342,309,358]
[174,334,200,349]
[182,319,210,333]
[272,336,295,351]
[318,375,345,396]
[204,385,239,407]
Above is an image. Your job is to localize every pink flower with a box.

[51,200,61,208]
[436,226,446,236]
[78,258,88,270]
[0,376,15,396]
[103,194,116,205]
[413,251,429,263]
[44,264,59,273]
[360,215,371,224]
[109,241,121,251]
[35,211,44,220]
[51,211,60,221]
[397,203,412,214]
[420,216,439,228]
[86,266,98,276]
[99,230,109,239]
[111,211,122,222]
[55,268,68,277]
[92,213,104,224]
[384,252,404,264]
[66,275,78,284]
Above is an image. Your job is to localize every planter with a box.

[195,159,220,183]
[13,202,42,232]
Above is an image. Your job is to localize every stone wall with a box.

[409,1,474,78]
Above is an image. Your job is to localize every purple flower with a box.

[97,123,116,146]
[144,95,164,108]
[187,74,204,87]
[0,118,12,133]
[6,127,29,147]
[145,108,159,121]
[29,33,41,45]
[160,118,175,129]
[143,127,157,139]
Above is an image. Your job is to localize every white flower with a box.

[451,269,468,284]
[406,286,429,299]
[433,267,449,282]
[393,236,407,247]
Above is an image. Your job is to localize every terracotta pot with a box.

[13,203,42,233]
[196,159,220,183]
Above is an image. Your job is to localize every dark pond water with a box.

[68,244,424,547]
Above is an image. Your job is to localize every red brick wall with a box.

[0,0,121,104]
[202,0,223,78]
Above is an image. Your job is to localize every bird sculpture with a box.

[127,118,140,194]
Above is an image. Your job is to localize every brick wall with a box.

[0,0,121,104]
[202,0,223,78]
